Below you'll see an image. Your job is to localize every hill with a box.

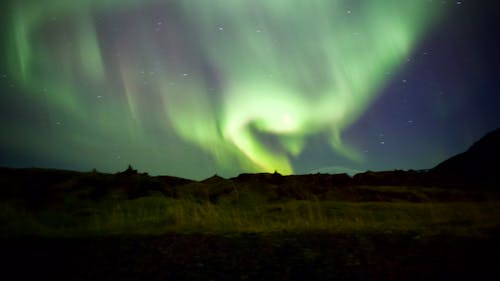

[0,127,499,209]
[431,128,500,185]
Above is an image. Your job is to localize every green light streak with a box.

[3,0,443,176]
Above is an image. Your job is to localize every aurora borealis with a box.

[1,0,499,179]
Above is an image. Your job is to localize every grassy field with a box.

[2,189,499,237]
[1,170,499,280]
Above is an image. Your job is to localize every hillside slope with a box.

[432,128,500,185]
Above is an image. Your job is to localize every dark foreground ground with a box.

[1,230,499,281]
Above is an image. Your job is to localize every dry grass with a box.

[2,193,499,237]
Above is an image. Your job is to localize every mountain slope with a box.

[432,128,500,185]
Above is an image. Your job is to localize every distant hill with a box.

[308,166,362,176]
[431,128,500,185]
[1,128,498,207]
[0,167,193,207]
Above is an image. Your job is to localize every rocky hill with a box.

[431,128,500,185]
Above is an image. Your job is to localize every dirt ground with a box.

[1,230,499,281]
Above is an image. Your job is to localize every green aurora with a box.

[3,0,443,178]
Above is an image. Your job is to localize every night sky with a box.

[0,0,499,180]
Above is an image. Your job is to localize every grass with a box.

[2,191,499,237]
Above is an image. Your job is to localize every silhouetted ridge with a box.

[0,167,193,206]
[233,172,284,185]
[201,174,226,184]
[2,128,499,207]
[352,170,426,186]
[432,128,500,185]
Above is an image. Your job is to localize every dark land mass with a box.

[1,129,499,207]
[1,128,499,280]
[2,231,499,281]
[431,128,500,185]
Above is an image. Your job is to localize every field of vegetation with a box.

[1,168,499,280]
[1,169,499,238]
